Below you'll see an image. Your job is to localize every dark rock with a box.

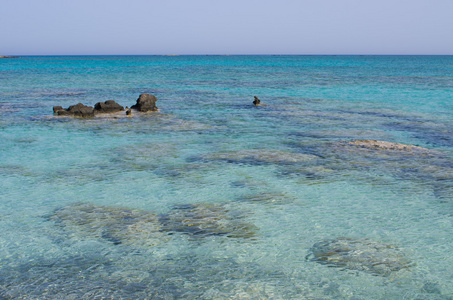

[131,93,158,112]
[253,96,261,106]
[94,100,124,114]
[57,103,95,117]
[53,94,157,117]
[53,106,64,113]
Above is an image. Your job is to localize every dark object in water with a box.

[53,106,63,113]
[53,100,124,117]
[131,93,158,112]
[52,94,158,117]
[253,96,261,106]
[54,103,95,117]
[94,100,124,113]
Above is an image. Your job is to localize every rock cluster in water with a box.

[49,202,257,246]
[306,237,414,276]
[52,93,158,117]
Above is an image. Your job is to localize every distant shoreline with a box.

[0,55,19,58]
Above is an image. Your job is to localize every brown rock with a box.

[53,106,64,113]
[131,93,158,112]
[57,103,94,117]
[94,100,124,114]
[253,96,261,106]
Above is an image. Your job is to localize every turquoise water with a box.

[1,55,452,299]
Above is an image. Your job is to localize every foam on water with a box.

[1,55,453,299]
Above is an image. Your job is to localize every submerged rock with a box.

[111,142,179,171]
[297,139,453,184]
[306,237,414,276]
[131,93,158,112]
[49,202,258,246]
[294,129,392,140]
[203,149,319,165]
[94,100,124,114]
[159,203,258,238]
[237,191,295,204]
[385,120,453,148]
[316,140,447,166]
[339,139,437,154]
[49,203,166,247]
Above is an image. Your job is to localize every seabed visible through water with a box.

[0,55,452,299]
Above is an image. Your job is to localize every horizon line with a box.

[3,53,453,57]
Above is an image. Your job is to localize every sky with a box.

[1,0,452,55]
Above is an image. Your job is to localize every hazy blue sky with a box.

[1,0,452,55]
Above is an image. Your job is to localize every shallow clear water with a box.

[1,55,453,299]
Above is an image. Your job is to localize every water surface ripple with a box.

[0,55,452,299]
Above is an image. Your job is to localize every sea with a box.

[0,55,452,299]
